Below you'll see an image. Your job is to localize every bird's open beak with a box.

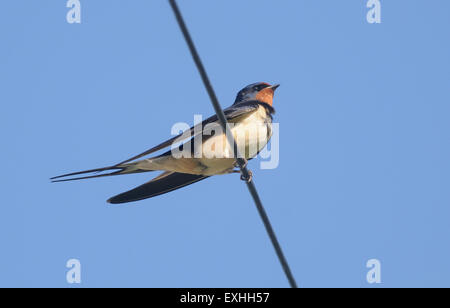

[270,84,280,91]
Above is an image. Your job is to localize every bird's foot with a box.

[240,170,253,183]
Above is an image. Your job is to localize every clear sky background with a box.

[1,1,449,288]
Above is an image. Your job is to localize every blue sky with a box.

[1,0,449,287]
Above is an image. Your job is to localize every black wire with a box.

[168,0,298,288]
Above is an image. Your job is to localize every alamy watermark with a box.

[66,259,82,284]
[366,259,382,284]
[169,115,279,170]
[366,0,381,24]
[66,0,81,24]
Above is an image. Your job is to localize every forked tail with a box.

[50,161,149,182]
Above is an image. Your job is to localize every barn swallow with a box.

[51,82,279,204]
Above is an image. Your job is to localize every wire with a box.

[168,0,298,288]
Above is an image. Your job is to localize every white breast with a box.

[197,105,272,174]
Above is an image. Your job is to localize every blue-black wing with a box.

[107,172,209,204]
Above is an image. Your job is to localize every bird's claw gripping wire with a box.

[233,160,252,182]
[240,170,253,183]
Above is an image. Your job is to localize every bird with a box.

[51,82,279,204]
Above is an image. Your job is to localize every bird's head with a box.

[234,82,280,106]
